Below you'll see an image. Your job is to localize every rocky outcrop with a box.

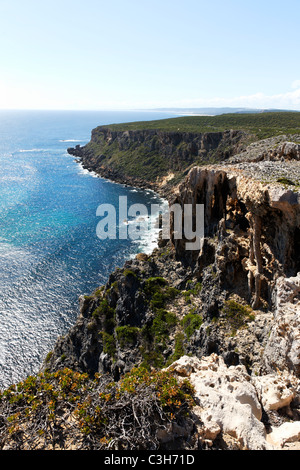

[168,355,268,449]
[171,165,300,305]
[230,135,300,163]
[165,354,300,450]
[263,273,300,375]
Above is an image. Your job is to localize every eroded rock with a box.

[263,273,300,375]
[168,355,269,450]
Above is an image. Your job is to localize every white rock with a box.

[253,374,296,411]
[169,355,202,376]
[263,274,300,376]
[168,354,271,450]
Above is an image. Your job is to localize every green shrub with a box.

[92,299,116,333]
[123,269,137,279]
[277,177,295,186]
[139,347,165,370]
[181,312,203,338]
[182,282,202,304]
[144,277,179,310]
[101,332,116,357]
[94,286,105,297]
[118,366,195,413]
[45,351,53,363]
[144,277,168,295]
[221,299,255,335]
[140,308,178,368]
[151,309,177,339]
[116,326,140,348]
[171,333,186,362]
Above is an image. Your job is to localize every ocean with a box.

[0,109,177,389]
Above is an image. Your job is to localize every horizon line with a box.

[0,107,299,113]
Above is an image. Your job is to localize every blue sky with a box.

[0,0,300,110]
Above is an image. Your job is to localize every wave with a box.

[18,148,52,153]
[77,161,99,178]
[0,175,27,182]
[59,139,85,143]
[127,203,168,256]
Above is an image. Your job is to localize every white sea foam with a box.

[18,148,50,153]
[77,161,99,178]
[0,175,27,182]
[128,200,169,256]
[59,139,85,143]
[15,148,57,153]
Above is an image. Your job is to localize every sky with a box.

[0,0,300,111]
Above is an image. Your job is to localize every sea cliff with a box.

[67,126,247,196]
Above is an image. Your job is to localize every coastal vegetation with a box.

[0,365,195,450]
[220,300,255,337]
[98,111,300,140]
[69,112,300,191]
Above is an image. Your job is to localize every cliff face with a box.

[170,164,300,377]
[68,127,247,195]
[46,155,300,372]
[172,165,300,291]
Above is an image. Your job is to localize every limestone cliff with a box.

[46,151,300,377]
[67,127,247,195]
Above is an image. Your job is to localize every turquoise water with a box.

[0,110,175,388]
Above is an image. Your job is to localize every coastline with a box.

[2,119,300,450]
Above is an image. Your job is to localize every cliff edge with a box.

[1,115,300,450]
[67,127,247,196]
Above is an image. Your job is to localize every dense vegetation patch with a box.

[181,312,203,339]
[99,112,300,140]
[143,276,180,310]
[0,366,195,450]
[221,299,255,336]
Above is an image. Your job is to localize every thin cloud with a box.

[292,80,300,90]
[145,88,300,111]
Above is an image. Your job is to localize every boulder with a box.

[253,374,296,411]
[268,422,300,448]
[168,354,270,450]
